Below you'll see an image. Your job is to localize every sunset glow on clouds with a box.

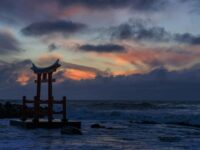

[64,69,96,80]
[16,72,30,86]
[1,0,200,99]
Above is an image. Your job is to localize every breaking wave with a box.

[66,100,200,127]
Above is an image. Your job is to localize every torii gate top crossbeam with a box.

[31,59,61,74]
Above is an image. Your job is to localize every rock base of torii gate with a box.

[10,60,81,129]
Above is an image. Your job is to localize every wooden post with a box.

[36,74,41,99]
[34,73,41,124]
[21,96,26,121]
[48,72,53,122]
[33,96,39,124]
[62,96,67,122]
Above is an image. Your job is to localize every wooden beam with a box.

[23,99,64,104]
[34,79,56,83]
[24,100,34,103]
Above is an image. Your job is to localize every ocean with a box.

[1,100,200,150]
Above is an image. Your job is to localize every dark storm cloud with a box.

[174,33,200,45]
[0,0,57,24]
[0,31,21,54]
[0,0,169,25]
[21,20,87,36]
[52,65,200,100]
[111,22,171,42]
[0,59,32,86]
[79,44,125,53]
[58,0,167,11]
[0,59,37,99]
[110,22,200,45]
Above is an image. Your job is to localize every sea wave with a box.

[66,101,200,127]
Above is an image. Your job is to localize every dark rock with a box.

[61,126,82,135]
[158,136,181,142]
[140,120,158,124]
[166,122,200,128]
[91,123,106,128]
[0,101,48,119]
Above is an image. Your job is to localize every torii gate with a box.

[21,59,67,124]
[10,60,81,129]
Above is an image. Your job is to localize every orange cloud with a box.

[95,45,200,73]
[16,72,30,86]
[112,70,140,76]
[64,69,96,80]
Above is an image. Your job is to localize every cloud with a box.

[110,22,171,42]
[51,65,200,100]
[0,0,168,22]
[110,21,200,45]
[35,53,108,76]
[174,33,200,45]
[58,0,167,11]
[180,0,200,14]
[62,62,108,76]
[0,0,56,24]
[0,30,21,54]
[2,58,200,100]
[21,20,87,36]
[48,43,59,52]
[0,59,33,87]
[63,68,96,80]
[94,45,200,73]
[0,58,108,98]
[79,44,125,53]
[16,72,31,86]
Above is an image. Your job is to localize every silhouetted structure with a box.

[21,59,67,123]
[10,60,81,129]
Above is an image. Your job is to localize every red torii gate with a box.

[10,59,81,129]
[22,60,67,125]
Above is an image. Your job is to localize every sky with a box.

[1,0,200,100]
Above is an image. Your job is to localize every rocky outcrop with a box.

[90,123,106,128]
[0,101,47,118]
[0,102,21,118]
[61,126,82,135]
